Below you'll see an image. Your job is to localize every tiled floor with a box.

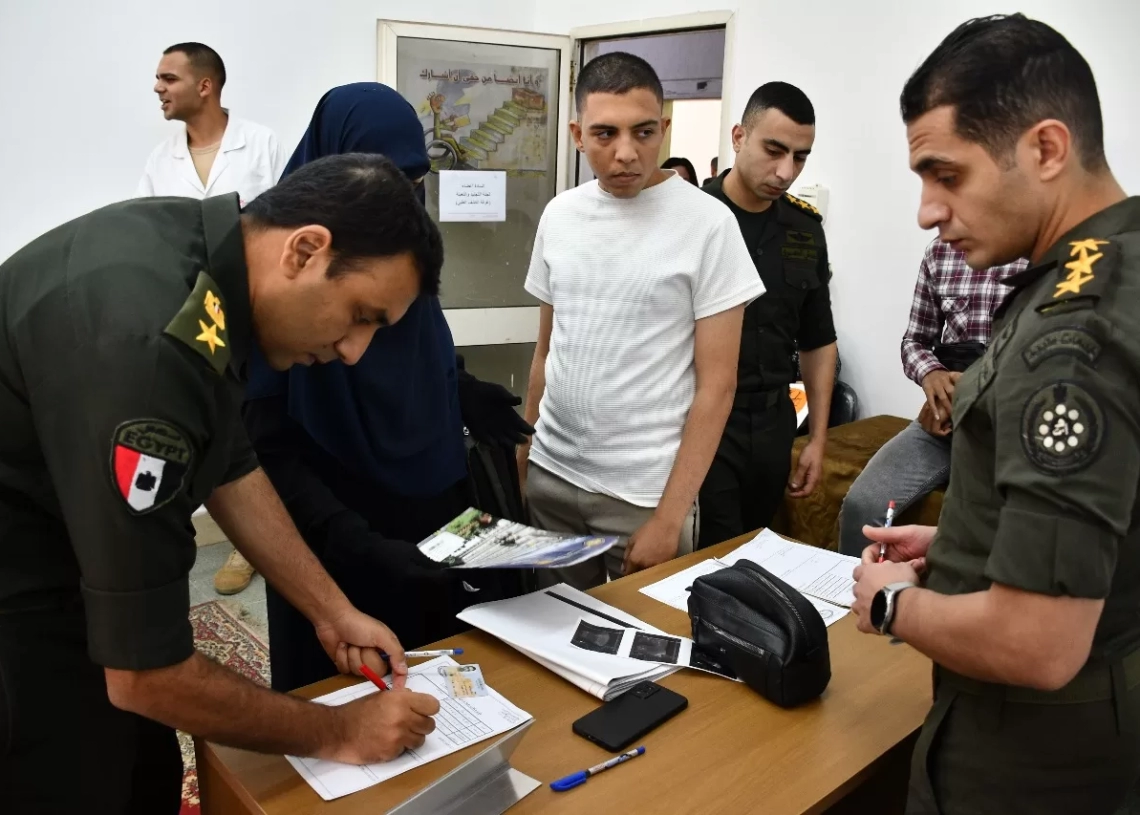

[190,540,268,643]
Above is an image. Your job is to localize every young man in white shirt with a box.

[518,52,764,590]
[137,43,284,596]
[137,42,283,207]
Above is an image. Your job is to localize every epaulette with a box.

[1036,237,1118,315]
[164,270,231,375]
[783,192,822,222]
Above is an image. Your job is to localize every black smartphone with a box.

[572,681,688,752]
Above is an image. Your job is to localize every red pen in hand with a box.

[877,500,897,563]
[359,664,390,692]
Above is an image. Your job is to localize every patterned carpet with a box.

[181,599,271,815]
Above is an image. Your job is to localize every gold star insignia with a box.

[196,319,226,355]
[1054,239,1109,299]
[203,290,226,331]
[1070,239,1109,255]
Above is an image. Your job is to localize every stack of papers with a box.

[286,657,532,801]
[639,530,858,627]
[457,584,677,700]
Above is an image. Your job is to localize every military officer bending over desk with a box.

[0,154,441,813]
[851,15,1140,815]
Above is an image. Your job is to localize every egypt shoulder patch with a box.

[1020,382,1103,475]
[783,193,823,222]
[1037,238,1116,314]
[110,419,194,514]
[164,270,231,374]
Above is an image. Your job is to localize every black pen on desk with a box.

[877,500,896,563]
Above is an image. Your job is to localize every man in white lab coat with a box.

[138,43,284,595]
[137,42,283,208]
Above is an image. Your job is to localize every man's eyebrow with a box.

[913,154,955,174]
[588,119,659,131]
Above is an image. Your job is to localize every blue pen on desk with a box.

[877,500,896,563]
[550,746,646,792]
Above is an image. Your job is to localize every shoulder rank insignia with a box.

[783,192,823,222]
[164,270,231,375]
[1037,238,1116,314]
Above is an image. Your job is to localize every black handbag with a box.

[688,559,831,707]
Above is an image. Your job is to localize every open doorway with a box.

[573,26,726,188]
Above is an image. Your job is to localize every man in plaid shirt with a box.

[837,239,1027,555]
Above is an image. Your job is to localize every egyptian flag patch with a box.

[110,419,194,514]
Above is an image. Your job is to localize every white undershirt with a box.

[524,173,764,507]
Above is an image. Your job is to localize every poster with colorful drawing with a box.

[407,60,550,176]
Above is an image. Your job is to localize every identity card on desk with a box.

[285,657,531,801]
[640,530,857,626]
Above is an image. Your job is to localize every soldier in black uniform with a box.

[700,82,838,548]
[0,154,444,814]
[852,15,1140,814]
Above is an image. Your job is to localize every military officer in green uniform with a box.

[851,15,1140,814]
[699,81,837,547]
[0,154,445,813]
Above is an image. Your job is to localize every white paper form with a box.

[720,529,859,608]
[638,559,723,614]
[639,557,850,626]
[638,530,856,626]
[285,657,531,801]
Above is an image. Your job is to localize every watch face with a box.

[870,589,888,631]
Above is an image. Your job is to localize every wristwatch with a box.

[870,581,915,636]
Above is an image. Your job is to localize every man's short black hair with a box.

[575,52,663,114]
[242,154,442,295]
[164,42,227,91]
[901,14,1106,170]
[742,82,815,128]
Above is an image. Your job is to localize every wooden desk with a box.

[197,536,932,815]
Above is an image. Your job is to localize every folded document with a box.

[457,584,677,700]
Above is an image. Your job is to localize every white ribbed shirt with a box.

[524,173,764,506]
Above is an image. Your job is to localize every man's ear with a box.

[281,225,333,280]
[569,120,585,153]
[731,124,746,154]
[1026,119,1073,183]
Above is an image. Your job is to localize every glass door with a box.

[378,22,571,397]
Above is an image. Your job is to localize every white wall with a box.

[669,99,722,183]
[0,0,535,263]
[535,0,1140,420]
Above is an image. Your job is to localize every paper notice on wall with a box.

[439,170,506,222]
[789,382,809,427]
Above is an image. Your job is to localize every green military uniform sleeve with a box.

[986,303,1140,598]
[26,334,219,670]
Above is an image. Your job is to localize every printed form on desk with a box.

[640,529,858,626]
[286,656,531,801]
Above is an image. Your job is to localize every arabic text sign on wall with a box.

[438,170,507,223]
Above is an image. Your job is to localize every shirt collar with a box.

[1036,196,1140,268]
[200,193,252,377]
[704,169,787,222]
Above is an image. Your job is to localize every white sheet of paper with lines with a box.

[285,656,531,801]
